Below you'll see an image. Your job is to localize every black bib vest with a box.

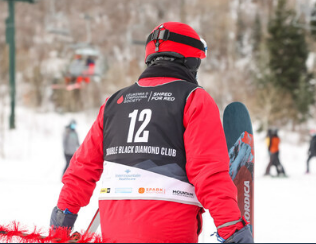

[103,80,199,183]
[100,62,203,206]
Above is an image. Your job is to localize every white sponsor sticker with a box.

[100,161,202,207]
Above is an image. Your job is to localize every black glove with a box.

[224,225,254,243]
[50,206,78,230]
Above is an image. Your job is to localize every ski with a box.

[223,102,254,237]
[85,208,100,234]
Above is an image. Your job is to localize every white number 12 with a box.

[127,109,152,143]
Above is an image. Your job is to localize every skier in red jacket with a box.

[50,22,253,243]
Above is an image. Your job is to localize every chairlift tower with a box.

[2,0,37,129]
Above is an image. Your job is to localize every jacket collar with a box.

[138,61,198,85]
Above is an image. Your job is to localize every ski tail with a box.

[223,102,254,237]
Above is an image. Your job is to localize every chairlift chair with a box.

[50,11,105,91]
[59,45,104,91]
[45,13,71,36]
[45,0,71,37]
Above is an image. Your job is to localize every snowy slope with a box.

[0,107,101,235]
[1,107,316,243]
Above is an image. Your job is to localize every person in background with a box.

[265,129,286,177]
[264,129,273,175]
[86,56,95,76]
[306,129,316,174]
[265,129,273,154]
[68,55,85,84]
[62,120,80,175]
[81,56,95,83]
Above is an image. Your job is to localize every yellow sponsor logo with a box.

[101,188,110,193]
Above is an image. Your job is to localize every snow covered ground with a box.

[1,107,316,243]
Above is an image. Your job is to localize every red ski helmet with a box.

[145,22,207,64]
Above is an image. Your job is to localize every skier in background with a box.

[265,129,273,154]
[62,120,80,175]
[86,56,95,76]
[306,129,316,174]
[264,128,273,176]
[81,56,96,84]
[265,128,286,177]
[50,22,253,243]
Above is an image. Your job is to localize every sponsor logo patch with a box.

[115,169,141,181]
[115,188,133,193]
[138,187,165,194]
[100,188,111,193]
[117,95,124,104]
[138,187,145,194]
[172,190,194,198]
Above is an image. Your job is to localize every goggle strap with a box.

[146,29,206,52]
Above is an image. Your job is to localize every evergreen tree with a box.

[236,9,246,57]
[310,2,316,40]
[252,12,262,55]
[267,0,313,123]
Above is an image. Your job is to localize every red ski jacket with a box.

[57,76,244,243]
